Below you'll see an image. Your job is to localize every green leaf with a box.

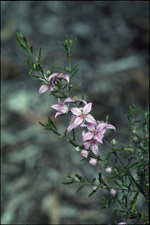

[105,115,109,123]
[92,178,96,184]
[114,181,122,188]
[38,48,42,62]
[124,148,134,152]
[74,173,88,184]
[117,198,127,210]
[76,184,84,194]
[71,68,79,78]
[130,192,139,210]
[104,151,111,165]
[16,32,32,56]
[88,189,97,197]
[25,58,34,69]
[62,181,75,185]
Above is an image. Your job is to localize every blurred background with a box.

[1,1,149,224]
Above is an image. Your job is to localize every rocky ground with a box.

[1,1,149,224]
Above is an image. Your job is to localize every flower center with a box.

[81,113,86,118]
[73,96,78,101]
[58,73,64,78]
[90,140,96,145]
[92,129,97,135]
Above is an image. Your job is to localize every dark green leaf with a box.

[76,185,84,194]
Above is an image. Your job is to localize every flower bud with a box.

[111,139,117,145]
[35,57,38,62]
[89,158,97,166]
[133,137,138,142]
[75,147,80,152]
[93,186,98,191]
[47,70,51,75]
[81,150,88,158]
[110,188,117,196]
[132,129,136,134]
[105,167,112,173]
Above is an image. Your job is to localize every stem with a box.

[103,138,149,201]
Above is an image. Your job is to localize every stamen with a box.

[73,96,78,101]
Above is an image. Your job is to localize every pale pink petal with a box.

[39,85,49,94]
[74,117,83,128]
[55,112,62,118]
[60,105,69,113]
[70,107,81,116]
[101,128,106,135]
[104,123,116,131]
[85,114,97,124]
[80,122,87,127]
[69,113,75,122]
[96,123,106,131]
[91,145,100,156]
[78,99,87,105]
[51,104,60,111]
[58,98,63,106]
[94,133,103,143]
[83,132,94,142]
[89,158,97,166]
[63,74,70,83]
[49,85,54,91]
[64,97,75,103]
[48,73,58,82]
[67,123,75,133]
[83,102,92,114]
[87,123,96,131]
[82,130,86,137]
[81,150,89,158]
[83,141,91,149]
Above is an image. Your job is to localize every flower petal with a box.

[85,114,97,124]
[87,123,96,131]
[91,144,100,156]
[94,133,103,143]
[83,132,94,142]
[70,107,81,116]
[39,85,49,94]
[78,99,87,105]
[58,98,64,106]
[83,141,91,149]
[73,117,83,128]
[64,97,75,103]
[49,85,54,91]
[82,130,86,137]
[51,104,60,111]
[48,73,58,82]
[55,112,62,118]
[67,123,75,133]
[60,104,69,113]
[83,102,92,114]
[63,74,70,83]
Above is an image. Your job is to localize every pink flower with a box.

[39,75,55,94]
[70,103,97,128]
[83,131,100,156]
[89,158,97,166]
[49,72,70,83]
[97,120,116,134]
[82,121,116,143]
[82,123,106,143]
[81,150,89,158]
[51,98,69,118]
[64,96,87,105]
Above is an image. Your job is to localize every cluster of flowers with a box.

[39,73,116,167]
